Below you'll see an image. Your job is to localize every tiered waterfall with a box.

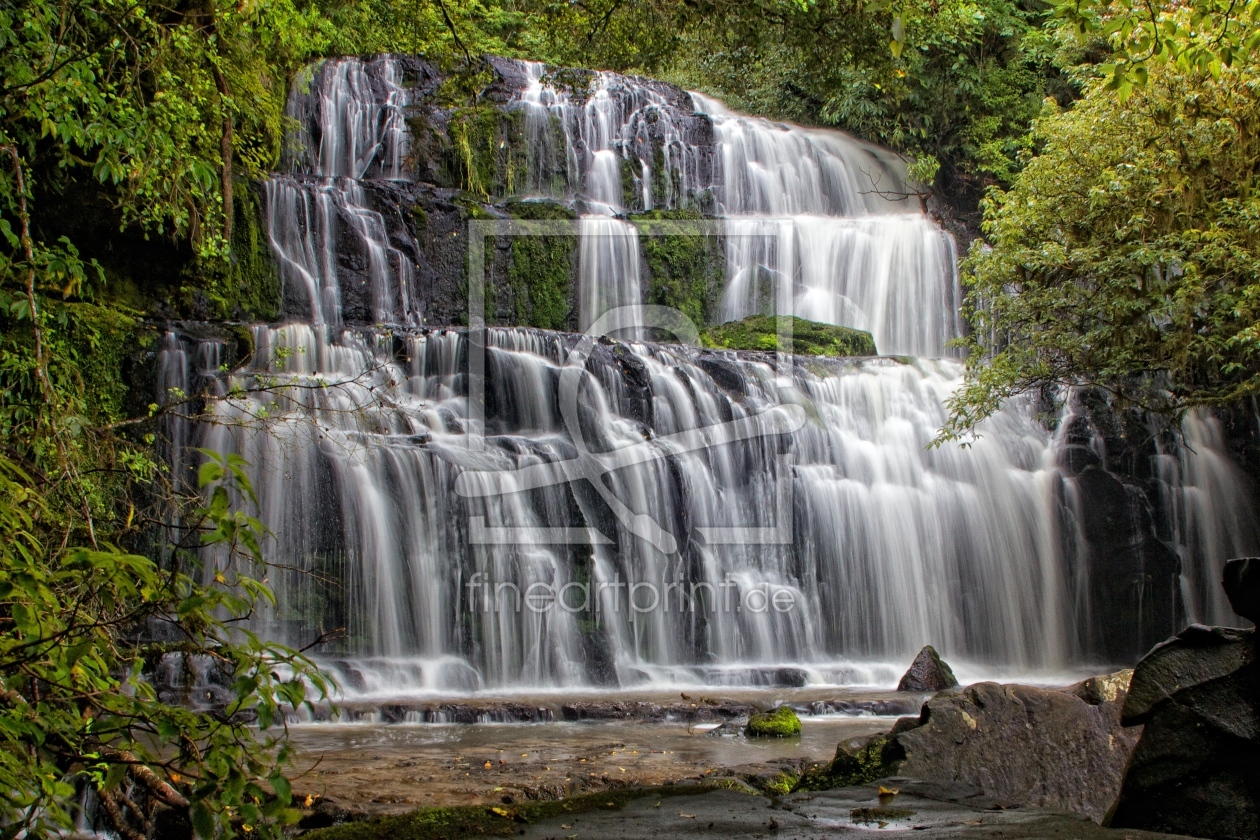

[158,56,1259,696]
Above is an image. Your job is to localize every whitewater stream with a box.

[158,55,1258,702]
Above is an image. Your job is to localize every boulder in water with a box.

[745,705,801,737]
[896,645,959,692]
[1224,556,1260,624]
[793,734,895,791]
[886,673,1139,822]
[1110,621,1259,839]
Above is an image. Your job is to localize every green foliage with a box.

[943,53,1260,440]
[793,736,894,791]
[1053,0,1260,98]
[744,705,802,737]
[703,316,877,357]
[187,184,282,321]
[505,201,576,331]
[658,0,1073,199]
[0,450,331,838]
[632,210,723,328]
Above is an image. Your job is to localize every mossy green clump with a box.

[745,705,802,738]
[763,771,799,795]
[702,315,877,357]
[302,785,720,840]
[631,209,723,329]
[60,301,144,425]
[505,200,577,330]
[444,105,530,200]
[793,736,895,792]
[185,182,281,321]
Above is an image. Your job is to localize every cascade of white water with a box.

[692,93,961,357]
[161,56,1260,697]
[1156,411,1260,626]
[269,57,417,325]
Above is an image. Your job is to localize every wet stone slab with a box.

[512,783,1200,840]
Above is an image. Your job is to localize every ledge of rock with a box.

[886,672,1139,823]
[1224,556,1259,624]
[896,645,959,692]
[1110,619,1258,839]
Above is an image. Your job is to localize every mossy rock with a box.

[631,209,723,330]
[183,181,281,321]
[58,301,145,425]
[504,200,577,330]
[745,706,802,738]
[702,315,877,357]
[793,736,895,792]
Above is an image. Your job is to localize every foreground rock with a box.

[1224,556,1259,623]
[1110,622,1259,839]
[886,672,1139,822]
[897,645,959,692]
[304,783,1202,840]
[745,706,801,737]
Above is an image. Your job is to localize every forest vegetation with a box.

[1,0,1259,835]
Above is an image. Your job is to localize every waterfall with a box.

[269,57,417,326]
[692,93,961,357]
[162,55,1259,697]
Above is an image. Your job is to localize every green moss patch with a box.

[302,785,720,840]
[745,706,802,738]
[60,302,144,425]
[631,209,723,329]
[443,106,531,200]
[793,736,895,792]
[702,315,876,357]
[185,182,281,321]
[505,201,577,330]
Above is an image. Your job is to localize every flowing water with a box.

[159,55,1259,699]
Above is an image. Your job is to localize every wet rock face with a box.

[887,675,1139,823]
[1111,624,1259,839]
[896,646,959,692]
[1224,557,1260,624]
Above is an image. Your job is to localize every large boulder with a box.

[1224,557,1260,624]
[1109,622,1259,839]
[896,645,959,692]
[886,673,1140,822]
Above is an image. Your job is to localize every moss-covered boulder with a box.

[632,209,724,329]
[793,736,894,792]
[702,315,876,357]
[505,200,577,330]
[745,705,802,737]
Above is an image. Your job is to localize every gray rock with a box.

[896,645,959,692]
[1110,625,1259,839]
[888,675,1140,822]
[1121,624,1255,723]
[1224,557,1260,624]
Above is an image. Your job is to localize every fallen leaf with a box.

[490,807,510,817]
[680,813,696,819]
